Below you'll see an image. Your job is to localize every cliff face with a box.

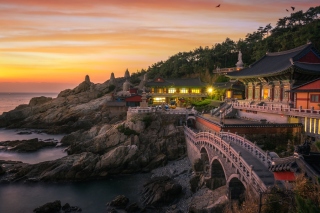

[0,77,187,182]
[0,79,121,133]
[0,113,186,182]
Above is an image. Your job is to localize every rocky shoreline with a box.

[0,76,227,212]
[0,138,58,152]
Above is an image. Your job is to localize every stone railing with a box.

[127,107,154,114]
[147,92,207,97]
[128,107,196,115]
[212,67,238,73]
[232,102,320,118]
[220,131,272,167]
[184,126,268,192]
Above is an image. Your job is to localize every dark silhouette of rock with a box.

[108,195,129,209]
[33,200,61,213]
[0,138,57,152]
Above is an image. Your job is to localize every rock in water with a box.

[108,195,129,209]
[33,200,61,213]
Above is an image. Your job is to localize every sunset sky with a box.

[0,0,318,92]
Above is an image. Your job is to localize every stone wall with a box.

[185,137,201,165]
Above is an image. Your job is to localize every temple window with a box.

[180,88,188,93]
[168,88,176,93]
[157,88,163,93]
[153,97,165,103]
[310,94,320,103]
[191,89,200,93]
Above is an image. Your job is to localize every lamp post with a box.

[207,87,213,99]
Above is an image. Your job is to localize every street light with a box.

[207,87,213,99]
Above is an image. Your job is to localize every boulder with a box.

[192,158,204,172]
[108,195,129,209]
[141,176,182,207]
[188,186,228,213]
[33,200,61,213]
[29,96,52,107]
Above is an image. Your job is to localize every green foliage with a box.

[245,133,298,156]
[117,124,139,136]
[133,6,320,82]
[142,115,153,128]
[295,195,319,213]
[215,75,229,83]
[192,99,212,106]
[315,141,320,151]
[130,69,147,84]
[108,84,116,92]
[191,99,214,112]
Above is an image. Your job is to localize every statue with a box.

[236,51,244,69]
[238,51,242,61]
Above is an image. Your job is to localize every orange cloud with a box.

[0,0,318,93]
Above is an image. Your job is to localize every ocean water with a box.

[0,92,58,115]
[0,93,150,213]
[0,128,67,164]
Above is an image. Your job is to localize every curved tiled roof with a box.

[226,43,320,78]
[146,77,206,87]
[294,62,320,72]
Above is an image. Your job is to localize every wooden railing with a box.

[184,126,269,192]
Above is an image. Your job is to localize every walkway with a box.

[222,135,275,187]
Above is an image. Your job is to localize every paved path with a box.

[202,113,261,125]
[223,136,275,187]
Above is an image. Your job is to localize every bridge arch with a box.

[187,115,196,128]
[228,177,246,200]
[200,147,210,173]
[208,158,227,190]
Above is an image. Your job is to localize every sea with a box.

[0,93,150,213]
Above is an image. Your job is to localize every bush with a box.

[142,115,153,128]
[117,124,139,136]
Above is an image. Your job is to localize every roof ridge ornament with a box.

[289,58,294,65]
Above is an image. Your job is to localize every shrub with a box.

[142,115,153,128]
[117,124,139,136]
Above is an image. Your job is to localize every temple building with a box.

[145,77,207,106]
[226,43,320,105]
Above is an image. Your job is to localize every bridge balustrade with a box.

[184,126,268,192]
[220,131,272,167]
[232,102,320,117]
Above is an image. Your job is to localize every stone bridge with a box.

[184,126,275,199]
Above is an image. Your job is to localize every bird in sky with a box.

[286,9,289,12]
[291,6,295,11]
[216,4,220,8]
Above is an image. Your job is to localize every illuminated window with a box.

[153,97,165,103]
[318,119,320,134]
[305,117,307,132]
[180,88,188,93]
[314,119,317,134]
[168,88,176,93]
[157,88,163,93]
[192,89,200,93]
